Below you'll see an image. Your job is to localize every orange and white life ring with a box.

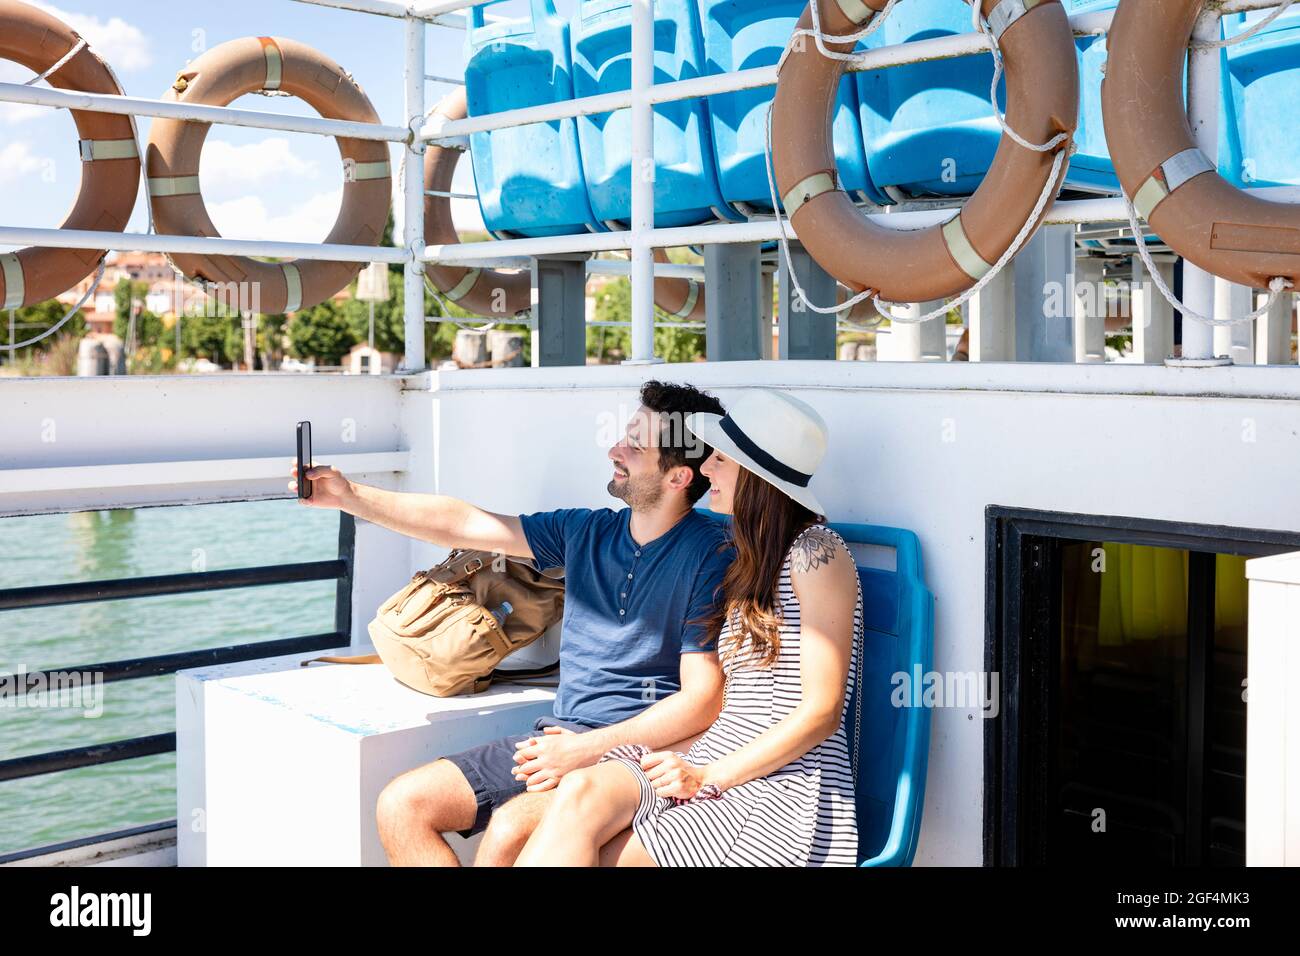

[1102,0,1300,289]
[423,88,705,321]
[650,248,705,323]
[772,0,1077,302]
[0,0,140,310]
[146,36,390,314]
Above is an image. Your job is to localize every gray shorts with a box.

[441,714,594,838]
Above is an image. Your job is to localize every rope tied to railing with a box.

[969,0,1071,154]
[1190,0,1294,49]
[776,0,901,70]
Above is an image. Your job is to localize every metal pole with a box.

[0,81,409,143]
[174,271,182,358]
[0,225,407,263]
[401,14,427,372]
[626,0,657,365]
[1176,7,1229,364]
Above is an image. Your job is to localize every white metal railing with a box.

[0,81,410,141]
[0,0,1289,368]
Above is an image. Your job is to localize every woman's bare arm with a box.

[697,528,858,791]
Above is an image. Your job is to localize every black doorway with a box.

[983,507,1300,866]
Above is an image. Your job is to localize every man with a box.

[291,380,734,866]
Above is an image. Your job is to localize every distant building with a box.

[345,343,398,375]
[59,251,180,336]
[76,332,125,376]
[57,252,351,339]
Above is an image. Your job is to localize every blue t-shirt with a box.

[519,506,734,728]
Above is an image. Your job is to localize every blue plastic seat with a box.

[696,511,933,866]
[1065,0,1119,194]
[1220,7,1300,189]
[856,0,1003,198]
[834,522,933,866]
[464,0,599,237]
[571,0,739,227]
[855,0,1121,198]
[697,0,888,210]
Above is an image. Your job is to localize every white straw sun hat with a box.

[685,388,828,517]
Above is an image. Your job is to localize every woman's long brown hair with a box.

[697,468,818,668]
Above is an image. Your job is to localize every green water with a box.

[0,499,341,857]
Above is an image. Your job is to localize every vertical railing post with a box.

[1132,255,1176,363]
[705,243,766,360]
[626,0,658,365]
[777,240,836,360]
[402,14,428,372]
[1256,290,1295,365]
[1175,7,1228,365]
[1213,277,1255,364]
[1012,224,1075,361]
[963,269,1015,361]
[1072,257,1106,363]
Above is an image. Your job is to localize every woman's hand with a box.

[288,462,354,510]
[640,750,709,801]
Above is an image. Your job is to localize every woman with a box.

[515,388,863,867]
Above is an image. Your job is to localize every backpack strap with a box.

[300,658,560,685]
[491,662,559,681]
[473,661,561,692]
[300,653,382,666]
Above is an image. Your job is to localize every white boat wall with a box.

[4,359,1299,865]
[3,0,1300,868]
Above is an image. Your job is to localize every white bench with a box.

[176,645,556,866]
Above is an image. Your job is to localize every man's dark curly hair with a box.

[639,380,725,505]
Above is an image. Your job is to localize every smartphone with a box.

[296,421,313,500]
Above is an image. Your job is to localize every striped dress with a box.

[598,524,862,867]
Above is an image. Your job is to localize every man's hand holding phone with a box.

[291,421,352,509]
[289,462,354,510]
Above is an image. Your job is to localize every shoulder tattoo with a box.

[790,526,839,573]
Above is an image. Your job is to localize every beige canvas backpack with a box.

[304,548,565,696]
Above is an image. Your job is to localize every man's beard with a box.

[607,472,664,510]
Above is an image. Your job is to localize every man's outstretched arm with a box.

[289,463,533,559]
[512,651,725,790]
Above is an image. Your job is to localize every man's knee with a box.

[376,758,477,836]
[476,791,552,865]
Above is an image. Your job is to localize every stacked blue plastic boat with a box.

[461,0,1300,237]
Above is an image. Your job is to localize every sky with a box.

[0,0,579,253]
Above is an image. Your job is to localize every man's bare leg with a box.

[598,828,656,867]
[376,758,478,866]
[473,791,553,867]
[515,763,643,866]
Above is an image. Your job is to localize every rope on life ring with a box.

[146,36,391,315]
[0,0,140,313]
[769,0,1078,320]
[1102,0,1296,326]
